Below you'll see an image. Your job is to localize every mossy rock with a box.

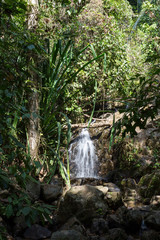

[138,171,160,198]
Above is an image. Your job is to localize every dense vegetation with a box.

[0,0,159,238]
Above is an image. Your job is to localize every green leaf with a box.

[21,207,31,216]
[9,135,25,149]
[6,204,13,218]
[90,44,97,58]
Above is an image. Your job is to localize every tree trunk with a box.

[27,0,40,161]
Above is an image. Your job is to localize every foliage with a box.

[110,0,160,140]
[0,0,160,236]
[114,139,140,171]
[40,39,104,184]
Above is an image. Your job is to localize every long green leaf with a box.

[90,44,97,58]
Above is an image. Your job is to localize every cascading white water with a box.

[69,128,98,178]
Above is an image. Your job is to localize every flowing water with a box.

[69,128,98,178]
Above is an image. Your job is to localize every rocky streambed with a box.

[5,174,160,240]
[2,113,160,239]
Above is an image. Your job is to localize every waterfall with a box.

[69,128,98,178]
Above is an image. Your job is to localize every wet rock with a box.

[23,224,51,239]
[58,185,108,224]
[90,218,109,235]
[51,229,88,240]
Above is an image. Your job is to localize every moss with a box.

[139,171,160,198]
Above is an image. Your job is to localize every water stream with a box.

[69,128,98,178]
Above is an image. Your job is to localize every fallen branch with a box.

[68,122,111,129]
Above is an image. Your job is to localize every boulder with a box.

[100,228,128,240]
[41,184,62,202]
[51,230,87,240]
[95,186,109,195]
[122,188,142,208]
[57,185,108,224]
[140,229,160,240]
[104,183,122,209]
[145,211,160,230]
[150,195,160,206]
[121,178,137,189]
[125,209,143,233]
[107,214,122,228]
[90,218,109,235]
[23,224,51,240]
[26,179,41,201]
[108,228,128,240]
[138,171,160,199]
[60,217,85,234]
[41,176,63,202]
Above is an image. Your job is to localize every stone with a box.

[104,183,122,209]
[41,183,63,202]
[100,228,128,240]
[57,185,108,224]
[123,188,142,208]
[60,217,85,234]
[23,224,51,239]
[13,215,28,234]
[107,214,122,228]
[121,178,137,189]
[0,189,9,198]
[138,171,160,198]
[108,228,128,240]
[26,179,41,201]
[51,230,87,240]
[100,160,114,175]
[150,195,160,206]
[90,218,109,235]
[95,186,109,195]
[125,209,143,233]
[145,211,160,230]
[140,230,160,240]
[41,176,63,202]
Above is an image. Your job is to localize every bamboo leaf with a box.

[90,44,97,58]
